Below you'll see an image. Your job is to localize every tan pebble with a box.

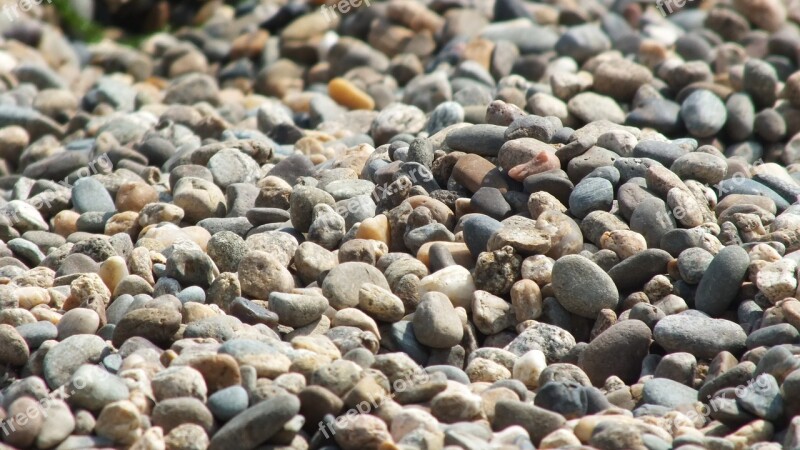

[185,354,242,393]
[164,424,209,450]
[172,177,226,223]
[67,273,112,310]
[333,308,381,338]
[480,387,518,422]
[309,153,327,165]
[289,351,331,378]
[328,77,375,110]
[600,230,647,260]
[528,191,567,219]
[466,358,510,383]
[463,38,494,69]
[294,136,325,156]
[182,226,212,251]
[282,92,316,113]
[356,214,390,246]
[357,284,405,322]
[57,308,100,339]
[230,29,269,60]
[182,302,219,324]
[0,308,36,326]
[129,426,164,450]
[12,267,55,289]
[95,400,143,445]
[510,279,542,322]
[521,255,554,285]
[574,415,636,443]
[114,274,155,298]
[0,126,29,164]
[749,243,782,262]
[16,286,50,309]
[727,419,774,448]
[52,210,80,237]
[638,39,668,69]
[140,225,191,248]
[30,305,61,324]
[291,334,341,360]
[47,287,68,309]
[285,315,333,341]
[733,0,786,31]
[128,247,155,285]
[105,211,142,238]
[116,181,158,213]
[99,256,129,294]
[5,397,43,447]
[454,198,474,218]
[138,203,184,227]
[780,299,800,330]
[539,429,583,448]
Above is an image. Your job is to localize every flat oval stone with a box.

[717,179,790,211]
[444,124,507,156]
[632,141,687,167]
[608,249,672,293]
[642,378,698,408]
[694,246,749,317]
[568,177,613,219]
[654,313,747,360]
[552,255,619,319]
[523,170,574,205]
[72,178,116,214]
[670,152,727,185]
[629,197,675,248]
[680,89,727,138]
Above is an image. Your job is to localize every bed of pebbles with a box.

[0,0,799,449]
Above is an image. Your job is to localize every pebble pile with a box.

[0,0,799,449]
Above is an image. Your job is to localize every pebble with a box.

[0,3,796,448]
[551,255,619,318]
[445,124,507,156]
[567,92,625,124]
[695,245,750,317]
[654,313,747,359]
[580,320,651,386]
[680,90,727,138]
[568,177,613,219]
[413,292,464,348]
[641,378,698,408]
[322,262,391,309]
[0,324,30,366]
[208,386,248,422]
[72,178,116,214]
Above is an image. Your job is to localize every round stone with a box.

[322,262,390,310]
[680,90,727,138]
[413,292,464,348]
[551,255,619,318]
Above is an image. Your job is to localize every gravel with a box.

[0,1,798,449]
